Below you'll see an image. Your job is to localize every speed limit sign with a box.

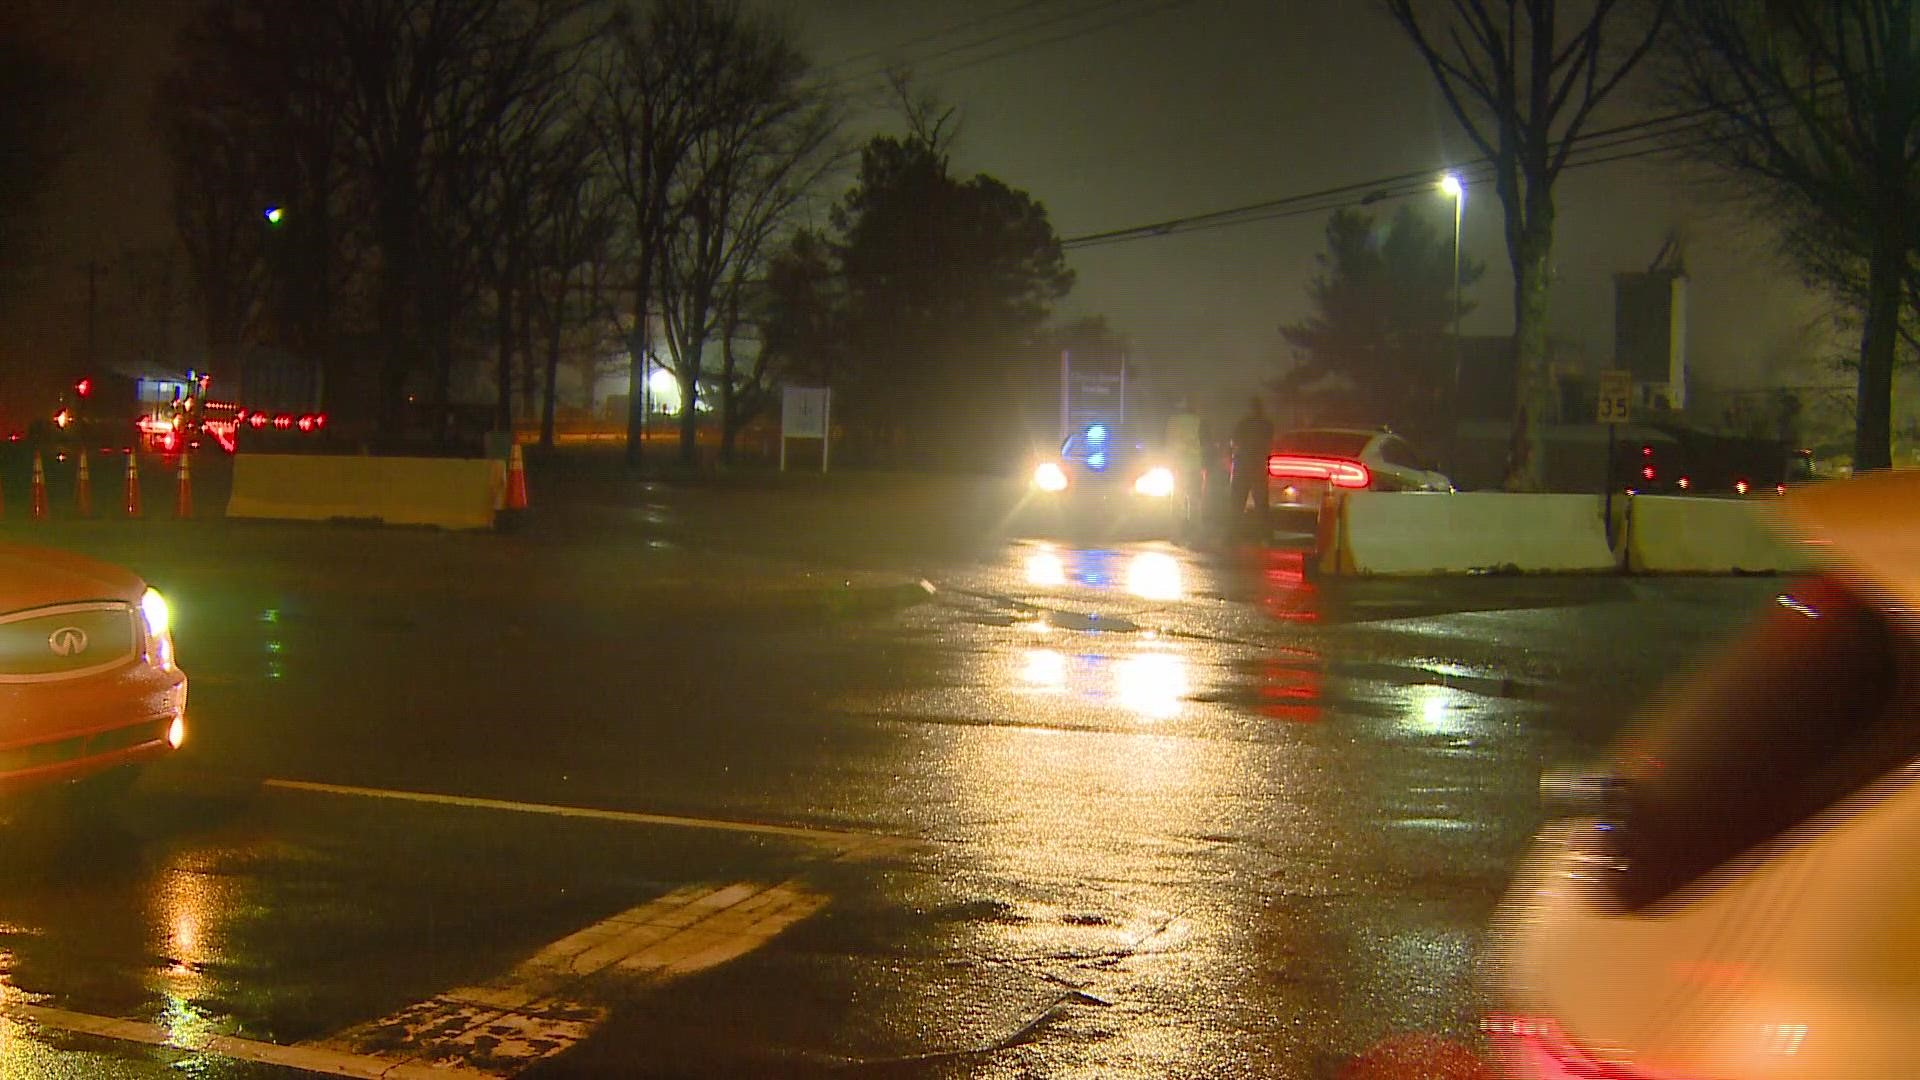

[1597,370,1632,425]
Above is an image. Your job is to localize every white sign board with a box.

[1597,369,1632,425]
[782,386,829,438]
[780,386,831,472]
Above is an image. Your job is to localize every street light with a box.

[1438,173,1465,443]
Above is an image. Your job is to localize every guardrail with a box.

[226,454,506,530]
[1314,490,1820,577]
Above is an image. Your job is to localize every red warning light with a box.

[75,378,92,398]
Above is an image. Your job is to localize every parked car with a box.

[0,544,186,805]
[1026,424,1180,536]
[1264,427,1453,527]
[1482,468,1920,1079]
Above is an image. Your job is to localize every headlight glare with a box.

[141,588,170,638]
[1033,462,1069,492]
[1134,466,1176,497]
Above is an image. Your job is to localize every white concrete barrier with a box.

[1624,495,1815,574]
[1320,491,1617,575]
[226,454,505,530]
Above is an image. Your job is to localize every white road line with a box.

[8,881,828,1078]
[308,879,827,1077]
[0,1001,496,1079]
[263,778,911,857]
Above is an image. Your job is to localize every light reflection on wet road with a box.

[0,506,1786,1078]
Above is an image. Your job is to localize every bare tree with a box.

[1663,0,1920,471]
[159,1,349,385]
[0,24,80,301]
[527,133,617,448]
[586,0,728,470]
[455,0,590,433]
[1384,0,1671,489]
[656,24,844,465]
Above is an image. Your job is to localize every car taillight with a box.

[1483,1016,1692,1079]
[1266,454,1371,489]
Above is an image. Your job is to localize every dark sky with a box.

[5,0,1859,405]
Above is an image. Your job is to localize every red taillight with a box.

[1267,454,1371,489]
[1482,1016,1684,1079]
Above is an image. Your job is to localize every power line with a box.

[1057,76,1846,250]
[816,0,1065,74]
[825,0,1193,90]
[1059,108,1738,250]
[919,0,1202,81]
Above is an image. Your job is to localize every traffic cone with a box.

[30,452,47,521]
[74,451,93,518]
[125,453,142,518]
[175,453,192,519]
[505,443,529,511]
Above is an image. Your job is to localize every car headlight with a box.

[1033,462,1069,492]
[141,587,175,670]
[1133,467,1175,497]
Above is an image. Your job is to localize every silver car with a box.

[1266,427,1453,525]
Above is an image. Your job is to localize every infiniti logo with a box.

[47,627,89,657]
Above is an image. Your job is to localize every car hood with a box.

[0,543,146,613]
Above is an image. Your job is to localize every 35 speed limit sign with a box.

[1597,370,1632,425]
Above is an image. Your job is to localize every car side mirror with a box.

[1539,771,1624,818]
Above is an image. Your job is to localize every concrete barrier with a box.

[1623,495,1815,574]
[226,454,505,530]
[1320,491,1617,575]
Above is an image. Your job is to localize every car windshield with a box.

[1060,428,1149,466]
[1274,431,1373,458]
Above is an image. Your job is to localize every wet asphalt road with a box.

[0,470,1785,1078]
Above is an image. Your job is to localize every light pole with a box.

[1438,173,1465,448]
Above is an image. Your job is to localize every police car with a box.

[1027,424,1180,535]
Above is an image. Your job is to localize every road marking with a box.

[4,880,827,1078]
[0,1000,495,1078]
[308,879,827,1076]
[264,778,914,857]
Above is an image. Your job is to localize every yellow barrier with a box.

[1623,495,1815,574]
[226,454,505,530]
[1320,491,1617,575]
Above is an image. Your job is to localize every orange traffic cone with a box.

[505,443,529,511]
[125,453,142,518]
[30,452,47,521]
[175,453,192,519]
[74,451,93,518]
